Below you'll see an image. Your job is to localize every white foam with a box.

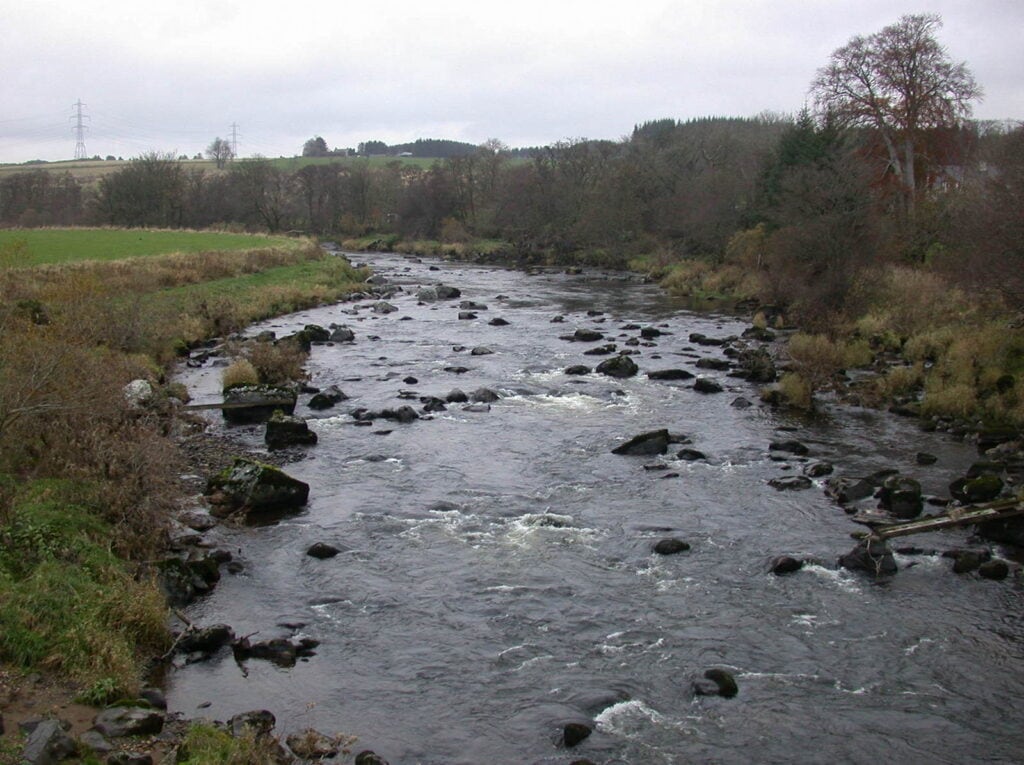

[595,699,696,737]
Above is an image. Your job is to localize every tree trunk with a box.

[903,136,916,222]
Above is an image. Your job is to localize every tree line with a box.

[2,14,1020,318]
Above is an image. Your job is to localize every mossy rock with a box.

[221,384,296,424]
[206,458,310,518]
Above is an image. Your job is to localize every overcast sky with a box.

[1,0,1021,163]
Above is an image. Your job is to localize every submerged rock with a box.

[653,538,690,555]
[562,722,592,748]
[769,439,810,456]
[770,556,803,575]
[694,668,738,698]
[571,328,604,342]
[978,559,1010,580]
[769,475,813,491]
[647,368,695,381]
[307,542,341,559]
[693,376,723,394]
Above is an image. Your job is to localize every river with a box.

[168,250,1024,764]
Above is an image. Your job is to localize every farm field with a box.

[0,228,295,267]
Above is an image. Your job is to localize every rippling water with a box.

[169,252,1024,764]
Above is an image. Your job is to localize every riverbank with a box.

[0,231,372,763]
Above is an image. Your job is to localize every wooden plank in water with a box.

[862,499,1024,541]
[182,399,295,411]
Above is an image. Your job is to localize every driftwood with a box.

[854,498,1024,541]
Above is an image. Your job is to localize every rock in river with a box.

[308,384,348,410]
[647,368,695,381]
[694,668,739,698]
[222,384,296,424]
[878,475,923,519]
[653,538,690,555]
[596,355,638,378]
[612,429,671,456]
[206,458,310,519]
[265,412,317,449]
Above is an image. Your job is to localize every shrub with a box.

[222,358,259,390]
[787,333,872,390]
[763,372,814,410]
[243,340,308,386]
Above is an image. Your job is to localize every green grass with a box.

[152,256,366,314]
[0,478,170,694]
[0,228,294,267]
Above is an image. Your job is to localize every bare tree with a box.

[206,137,234,169]
[811,13,981,219]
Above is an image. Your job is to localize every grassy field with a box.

[0,228,295,267]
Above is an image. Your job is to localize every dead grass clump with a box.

[222,359,259,390]
[243,340,308,386]
[763,372,814,410]
[787,333,873,390]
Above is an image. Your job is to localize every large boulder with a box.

[612,429,671,456]
[265,413,317,450]
[435,285,462,300]
[878,475,923,519]
[329,326,355,343]
[571,328,604,342]
[839,538,897,577]
[308,385,348,410]
[734,347,777,382]
[596,355,638,378]
[693,376,724,394]
[694,668,739,698]
[222,384,296,424]
[647,369,695,381]
[950,474,1005,504]
[92,707,164,738]
[206,458,310,518]
[21,718,77,764]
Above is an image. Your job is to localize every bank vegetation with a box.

[0,230,365,712]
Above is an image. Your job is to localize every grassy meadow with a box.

[0,228,294,266]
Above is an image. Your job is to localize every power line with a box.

[230,122,240,158]
[70,99,89,159]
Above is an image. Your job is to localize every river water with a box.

[169,251,1024,764]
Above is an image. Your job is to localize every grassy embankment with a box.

[0,228,367,707]
[633,238,1024,429]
